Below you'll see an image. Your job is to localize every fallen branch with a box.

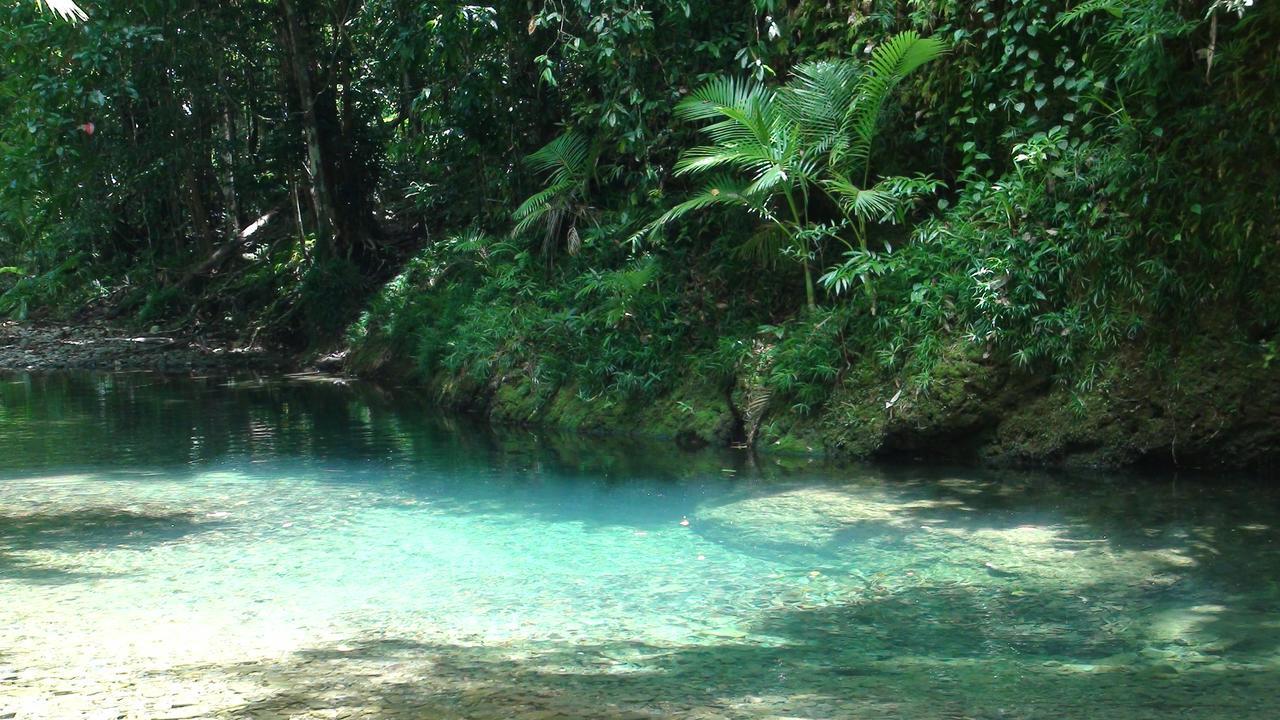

[180,208,280,286]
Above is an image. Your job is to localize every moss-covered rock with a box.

[635,378,739,447]
[984,331,1280,469]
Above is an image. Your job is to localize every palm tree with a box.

[645,31,946,310]
[652,75,824,307]
[798,31,946,255]
[511,131,598,259]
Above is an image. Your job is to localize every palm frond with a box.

[511,202,553,238]
[541,207,566,256]
[676,78,786,170]
[672,145,754,176]
[697,118,761,147]
[645,174,775,235]
[1057,0,1125,27]
[844,31,946,167]
[737,224,789,266]
[822,174,898,222]
[37,0,87,21]
[510,131,596,248]
[780,60,860,158]
[525,131,594,186]
[675,76,770,122]
[512,179,575,222]
[714,104,777,151]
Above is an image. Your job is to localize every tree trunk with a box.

[278,0,378,268]
[182,165,214,255]
[218,97,241,247]
[280,0,338,259]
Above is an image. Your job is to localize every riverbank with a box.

[0,321,287,372]
[5,318,1277,474]
[347,319,1280,474]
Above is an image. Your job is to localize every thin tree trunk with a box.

[280,0,337,258]
[803,260,816,310]
[219,98,241,246]
[292,179,310,263]
[182,165,214,254]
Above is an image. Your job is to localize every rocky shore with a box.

[0,321,287,372]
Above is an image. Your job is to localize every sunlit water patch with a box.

[1,372,1278,719]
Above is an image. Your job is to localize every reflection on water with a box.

[1,371,1277,719]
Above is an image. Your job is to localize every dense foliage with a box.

[2,1,1277,429]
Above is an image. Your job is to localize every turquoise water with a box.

[1,373,1278,719]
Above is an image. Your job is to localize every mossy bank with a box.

[345,316,1279,473]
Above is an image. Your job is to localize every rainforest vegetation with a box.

[1,0,1277,464]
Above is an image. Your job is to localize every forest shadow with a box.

[0,549,107,584]
[690,464,1280,565]
[207,580,1279,720]
[0,506,224,584]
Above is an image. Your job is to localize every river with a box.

[1,372,1277,719]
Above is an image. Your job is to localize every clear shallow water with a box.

[1,373,1278,719]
